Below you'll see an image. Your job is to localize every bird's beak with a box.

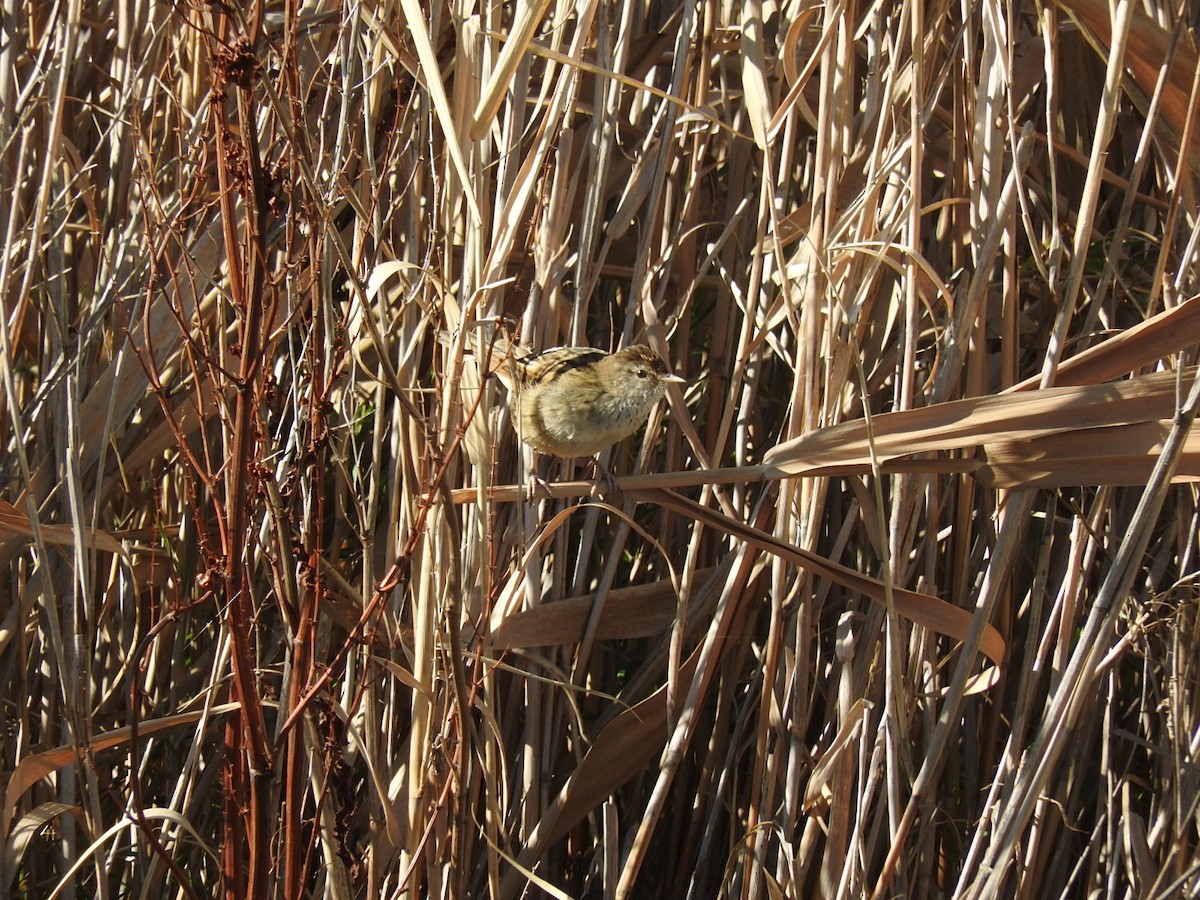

[663,374,686,384]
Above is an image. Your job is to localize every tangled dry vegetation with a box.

[4,0,1200,897]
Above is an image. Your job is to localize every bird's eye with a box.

[636,369,648,378]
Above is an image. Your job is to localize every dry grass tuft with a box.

[3,1,1200,897]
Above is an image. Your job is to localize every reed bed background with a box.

[3,0,1200,897]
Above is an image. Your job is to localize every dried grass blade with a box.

[803,698,870,813]
[1053,0,1200,167]
[3,802,78,880]
[0,499,124,556]
[528,648,702,852]
[471,0,556,137]
[395,0,481,219]
[1,703,241,840]
[740,1,773,150]
[629,489,1005,669]
[1008,293,1200,390]
[977,419,1200,488]
[492,570,718,649]
[765,369,1188,472]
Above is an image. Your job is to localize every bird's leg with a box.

[583,457,622,502]
[524,453,555,502]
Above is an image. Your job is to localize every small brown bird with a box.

[498,344,685,458]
